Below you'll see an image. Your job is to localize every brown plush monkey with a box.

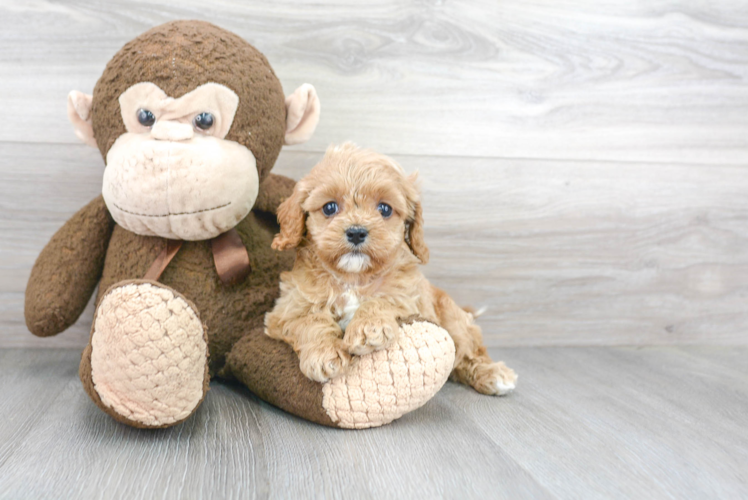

[25,20,454,429]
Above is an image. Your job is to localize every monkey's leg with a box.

[226,320,455,429]
[79,280,210,428]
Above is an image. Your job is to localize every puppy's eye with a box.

[193,112,214,130]
[378,203,393,218]
[137,109,156,127]
[322,202,339,217]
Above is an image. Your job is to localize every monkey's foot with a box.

[82,280,209,428]
[321,320,455,429]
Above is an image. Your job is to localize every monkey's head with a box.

[67,20,320,241]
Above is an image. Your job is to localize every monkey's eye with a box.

[322,202,339,217]
[193,112,214,130]
[378,203,393,218]
[137,109,156,127]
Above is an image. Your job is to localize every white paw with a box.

[488,373,517,396]
[476,361,518,396]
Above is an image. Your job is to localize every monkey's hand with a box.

[25,195,115,337]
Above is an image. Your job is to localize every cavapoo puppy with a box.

[265,143,517,396]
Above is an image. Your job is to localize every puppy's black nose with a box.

[346,226,368,246]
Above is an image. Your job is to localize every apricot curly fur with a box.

[265,143,517,394]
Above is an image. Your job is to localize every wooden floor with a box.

[0,346,746,499]
[2,1,748,499]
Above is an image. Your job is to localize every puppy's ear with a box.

[406,202,429,264]
[272,181,308,251]
[405,172,429,264]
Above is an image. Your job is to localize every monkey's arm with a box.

[25,195,115,337]
[253,173,295,215]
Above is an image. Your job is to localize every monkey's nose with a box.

[346,226,368,246]
[150,121,194,141]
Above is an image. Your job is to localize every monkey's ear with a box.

[67,91,97,148]
[284,84,320,146]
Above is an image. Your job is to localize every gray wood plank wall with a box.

[2,0,747,348]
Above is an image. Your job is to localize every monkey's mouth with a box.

[112,201,231,218]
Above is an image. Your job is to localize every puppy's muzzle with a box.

[346,226,368,246]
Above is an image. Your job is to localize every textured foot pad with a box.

[321,321,455,429]
[90,282,209,427]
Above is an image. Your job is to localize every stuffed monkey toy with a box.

[25,20,455,429]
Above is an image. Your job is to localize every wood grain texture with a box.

[1,0,747,163]
[0,346,745,499]
[3,143,747,348]
[2,3,747,498]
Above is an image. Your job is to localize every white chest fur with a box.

[335,290,360,332]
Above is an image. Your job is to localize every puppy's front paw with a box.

[344,315,399,355]
[298,340,351,383]
[473,361,518,396]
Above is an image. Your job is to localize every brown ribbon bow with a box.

[143,228,251,286]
